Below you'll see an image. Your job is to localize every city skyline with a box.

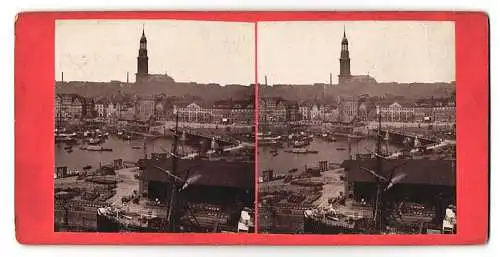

[56,20,254,85]
[258,21,455,85]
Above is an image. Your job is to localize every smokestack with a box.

[329,73,332,86]
[127,72,129,84]
[61,72,64,83]
[264,75,268,86]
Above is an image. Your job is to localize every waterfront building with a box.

[82,97,96,119]
[135,96,156,121]
[298,103,310,121]
[56,94,85,120]
[358,102,368,121]
[258,98,267,124]
[106,102,118,118]
[95,101,106,118]
[229,100,254,125]
[310,104,321,120]
[337,96,358,123]
[176,102,213,123]
[380,102,415,122]
[379,101,456,123]
[259,97,285,124]
[275,100,287,122]
[286,102,300,122]
[432,106,456,122]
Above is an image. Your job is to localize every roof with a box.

[343,159,455,187]
[140,159,254,190]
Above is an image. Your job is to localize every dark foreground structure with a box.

[113,158,255,232]
[303,159,456,234]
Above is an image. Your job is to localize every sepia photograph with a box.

[54,20,255,233]
[257,21,457,235]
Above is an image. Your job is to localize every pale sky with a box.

[258,21,455,84]
[56,20,254,85]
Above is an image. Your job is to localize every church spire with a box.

[137,25,149,83]
[140,24,147,43]
[339,26,351,84]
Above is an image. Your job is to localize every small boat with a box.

[132,146,141,150]
[87,137,102,145]
[326,213,341,221]
[56,136,77,143]
[347,134,365,139]
[336,147,347,151]
[326,135,337,142]
[81,145,113,152]
[259,139,280,146]
[321,134,336,142]
[66,149,73,153]
[271,151,279,157]
[288,168,298,173]
[286,148,319,154]
[292,140,309,148]
[83,165,92,170]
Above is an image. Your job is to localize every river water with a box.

[258,137,401,175]
[56,135,401,176]
[55,136,195,171]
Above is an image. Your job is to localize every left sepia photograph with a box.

[54,20,256,233]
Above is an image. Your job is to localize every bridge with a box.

[170,128,236,146]
[127,130,164,139]
[374,129,440,146]
[181,142,254,160]
[387,140,456,159]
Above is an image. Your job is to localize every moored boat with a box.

[285,148,318,154]
[81,145,113,152]
[292,140,309,148]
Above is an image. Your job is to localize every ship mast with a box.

[372,105,383,233]
[167,112,180,232]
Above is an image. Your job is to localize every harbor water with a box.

[55,136,195,171]
[258,137,401,175]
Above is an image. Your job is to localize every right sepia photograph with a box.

[257,21,457,235]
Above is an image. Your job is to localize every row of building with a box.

[55,93,255,125]
[55,93,155,123]
[258,96,455,125]
[56,93,455,127]
[173,100,254,125]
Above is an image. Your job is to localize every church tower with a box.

[338,27,351,84]
[136,27,149,83]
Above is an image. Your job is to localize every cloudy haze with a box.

[56,20,254,85]
[258,21,455,85]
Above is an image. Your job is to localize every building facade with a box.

[379,101,456,123]
[135,97,156,121]
[56,94,84,121]
[337,96,359,123]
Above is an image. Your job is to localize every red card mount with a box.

[14,11,489,245]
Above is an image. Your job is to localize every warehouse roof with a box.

[343,159,455,186]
